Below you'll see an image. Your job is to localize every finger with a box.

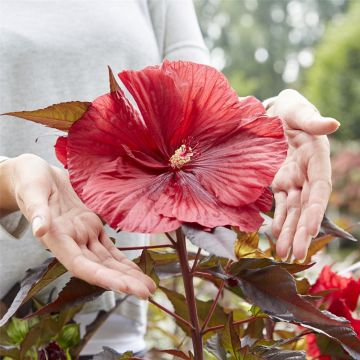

[272,191,287,239]
[87,239,156,293]
[45,234,151,299]
[100,231,142,271]
[276,189,301,260]
[293,180,331,260]
[306,150,332,235]
[292,183,313,261]
[17,179,52,237]
[276,89,340,135]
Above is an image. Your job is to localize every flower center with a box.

[169,144,194,169]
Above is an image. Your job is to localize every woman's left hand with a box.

[267,89,340,261]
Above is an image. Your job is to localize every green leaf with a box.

[229,259,360,358]
[182,225,238,260]
[243,318,265,347]
[0,258,66,326]
[3,101,91,131]
[241,344,306,359]
[220,314,241,359]
[93,347,138,360]
[19,316,62,358]
[135,250,160,286]
[26,277,105,318]
[57,323,80,349]
[205,334,227,360]
[157,349,194,359]
[6,318,30,345]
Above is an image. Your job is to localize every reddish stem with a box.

[192,271,214,281]
[165,232,177,246]
[200,282,225,334]
[176,229,204,360]
[200,260,231,334]
[117,244,174,251]
[203,316,258,335]
[191,247,202,273]
[148,297,193,329]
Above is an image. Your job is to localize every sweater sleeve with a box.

[148,0,210,64]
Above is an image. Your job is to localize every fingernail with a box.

[280,249,291,262]
[32,216,43,235]
[296,255,307,263]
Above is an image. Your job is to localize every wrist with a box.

[0,157,20,215]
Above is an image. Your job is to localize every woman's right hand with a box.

[0,154,156,299]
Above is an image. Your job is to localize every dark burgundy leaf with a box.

[320,215,357,242]
[26,277,105,318]
[157,349,193,359]
[229,259,360,358]
[0,258,66,326]
[182,225,238,260]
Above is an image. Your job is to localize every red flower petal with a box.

[329,299,360,337]
[162,61,266,146]
[253,187,273,212]
[155,171,265,232]
[119,64,184,156]
[191,114,287,207]
[54,136,68,168]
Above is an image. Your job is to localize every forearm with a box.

[0,158,19,216]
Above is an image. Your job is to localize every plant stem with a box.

[148,297,193,329]
[203,316,258,335]
[191,247,202,273]
[201,260,231,334]
[200,282,225,334]
[176,228,204,360]
[165,232,177,246]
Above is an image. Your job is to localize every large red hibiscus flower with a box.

[306,266,360,359]
[55,60,287,233]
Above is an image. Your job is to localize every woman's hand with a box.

[0,154,156,299]
[267,90,340,261]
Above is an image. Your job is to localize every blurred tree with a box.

[195,0,349,99]
[304,1,360,140]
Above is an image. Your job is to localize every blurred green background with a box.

[194,0,360,239]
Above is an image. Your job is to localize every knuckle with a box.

[278,88,299,99]
[17,153,41,163]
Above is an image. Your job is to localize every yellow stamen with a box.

[169,144,193,169]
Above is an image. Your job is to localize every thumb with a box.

[17,184,52,238]
[273,89,340,135]
[300,113,340,136]
[283,105,340,136]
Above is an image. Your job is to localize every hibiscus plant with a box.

[1,61,359,359]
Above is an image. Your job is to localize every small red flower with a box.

[56,60,287,233]
[306,266,360,358]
